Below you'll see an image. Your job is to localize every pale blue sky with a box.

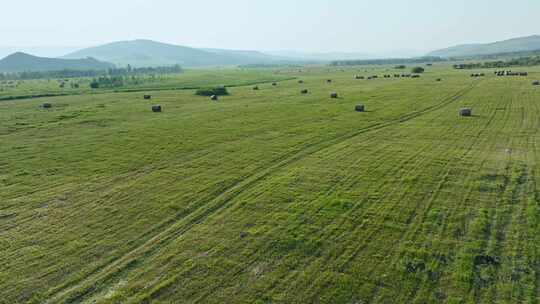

[3,0,539,54]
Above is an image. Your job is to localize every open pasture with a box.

[0,69,293,100]
[2,64,540,303]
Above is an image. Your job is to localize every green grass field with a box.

[2,64,540,303]
[0,69,293,99]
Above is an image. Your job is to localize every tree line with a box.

[0,64,183,81]
[453,56,540,69]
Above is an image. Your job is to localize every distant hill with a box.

[201,48,281,63]
[63,40,283,67]
[0,52,115,73]
[428,35,540,58]
[0,46,83,60]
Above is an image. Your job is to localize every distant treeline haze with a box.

[330,57,446,66]
[454,56,540,70]
[0,64,183,81]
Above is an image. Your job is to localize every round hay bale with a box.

[301,89,309,94]
[41,103,52,109]
[272,82,277,86]
[298,80,304,84]
[327,79,332,83]
[210,95,218,101]
[355,104,365,112]
[459,108,472,117]
[144,95,152,100]
[436,78,442,81]
[253,86,259,90]
[330,92,338,98]
[533,81,540,86]
[152,105,162,113]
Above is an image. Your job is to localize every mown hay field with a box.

[2,65,540,303]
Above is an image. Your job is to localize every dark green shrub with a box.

[195,86,229,96]
[412,67,425,74]
[90,80,99,89]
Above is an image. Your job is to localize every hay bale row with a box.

[495,70,528,77]
[357,74,423,79]
[470,73,485,77]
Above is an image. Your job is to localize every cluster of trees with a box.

[90,73,175,89]
[107,64,183,76]
[0,65,183,81]
[90,76,125,89]
[454,56,540,69]
[330,56,446,66]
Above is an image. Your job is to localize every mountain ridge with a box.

[0,52,115,72]
[428,35,540,58]
[63,39,283,67]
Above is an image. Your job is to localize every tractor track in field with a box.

[295,108,473,302]
[167,131,435,302]
[46,81,479,303]
[271,82,483,301]
[404,90,509,302]
[108,84,471,303]
[401,81,536,303]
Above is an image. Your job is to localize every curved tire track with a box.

[46,82,479,303]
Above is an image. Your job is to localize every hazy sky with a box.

[2,0,539,54]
